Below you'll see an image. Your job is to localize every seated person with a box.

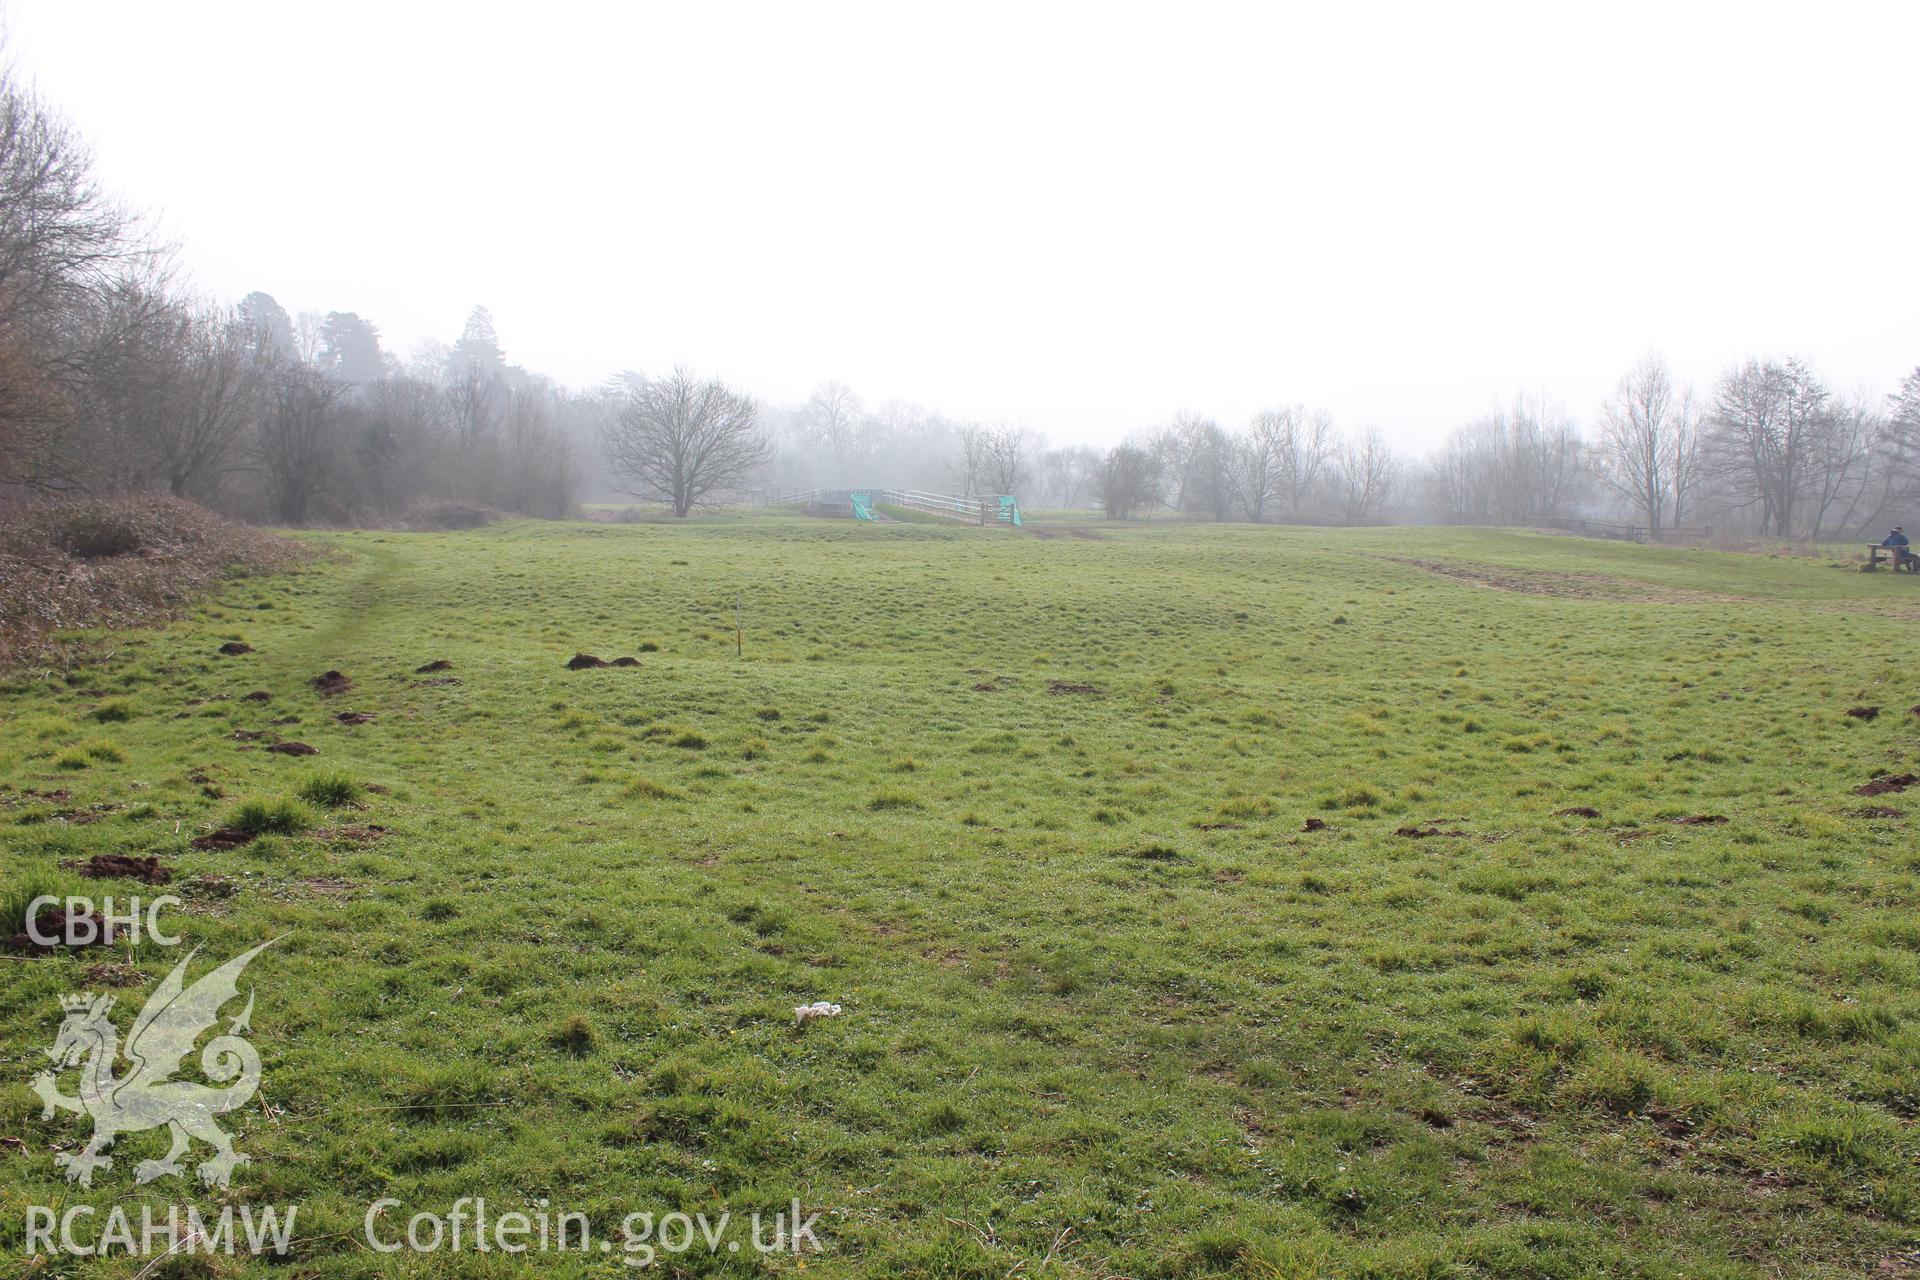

[1883,526,1913,567]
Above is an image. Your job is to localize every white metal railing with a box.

[765,487,1008,524]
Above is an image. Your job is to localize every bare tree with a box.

[1804,392,1877,540]
[0,61,143,334]
[952,422,989,497]
[259,364,347,524]
[803,380,867,471]
[1259,402,1336,518]
[599,366,769,516]
[1151,412,1229,517]
[1226,414,1284,521]
[149,307,269,499]
[0,317,65,484]
[0,55,151,488]
[502,384,553,514]
[1331,427,1400,524]
[1094,443,1163,519]
[498,381,578,517]
[981,423,1027,495]
[1428,397,1584,526]
[354,373,443,513]
[292,309,325,367]
[441,358,504,501]
[1706,358,1828,537]
[52,276,183,492]
[1595,354,1699,539]
[1038,444,1101,508]
[1865,367,1920,531]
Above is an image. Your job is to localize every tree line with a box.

[1419,354,1916,539]
[0,51,591,522]
[4,51,1916,538]
[769,349,1917,542]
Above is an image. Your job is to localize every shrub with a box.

[402,498,502,530]
[0,496,305,668]
[48,504,152,558]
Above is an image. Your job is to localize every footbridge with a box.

[768,488,1022,527]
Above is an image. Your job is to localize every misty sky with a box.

[9,1,1917,451]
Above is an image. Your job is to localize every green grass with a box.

[296,770,363,808]
[1,517,1917,1277]
[90,697,136,723]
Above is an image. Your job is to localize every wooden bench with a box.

[1866,543,1918,572]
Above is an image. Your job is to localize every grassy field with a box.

[2,518,1917,1278]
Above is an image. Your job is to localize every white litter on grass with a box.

[793,1001,843,1027]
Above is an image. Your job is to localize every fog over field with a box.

[5,3,1919,535]
[8,1,1919,446]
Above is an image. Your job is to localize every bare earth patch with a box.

[314,824,388,844]
[190,826,257,851]
[1047,680,1102,696]
[1393,557,1740,603]
[64,853,170,884]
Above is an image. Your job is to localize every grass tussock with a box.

[297,771,363,807]
[228,796,311,836]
